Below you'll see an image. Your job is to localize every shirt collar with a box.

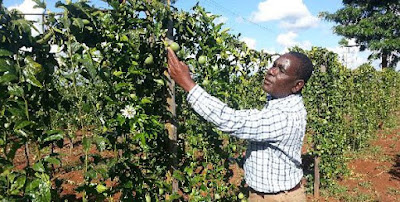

[265,94,303,109]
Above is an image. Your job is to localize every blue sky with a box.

[176,0,343,51]
[3,0,395,70]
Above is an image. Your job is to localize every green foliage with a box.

[295,46,400,187]
[1,0,270,200]
[321,0,400,68]
[0,3,59,201]
[1,0,400,200]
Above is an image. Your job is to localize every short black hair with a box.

[288,51,314,83]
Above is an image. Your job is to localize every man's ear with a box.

[292,79,305,94]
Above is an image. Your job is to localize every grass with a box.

[320,183,348,198]
[323,185,376,202]
[358,181,372,189]
[320,110,400,202]
[387,187,400,196]
[348,145,385,161]
[340,192,376,202]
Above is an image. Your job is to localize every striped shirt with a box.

[187,85,307,193]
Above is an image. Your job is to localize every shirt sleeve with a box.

[187,85,288,142]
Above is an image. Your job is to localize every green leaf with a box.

[11,175,26,192]
[45,129,65,135]
[172,170,184,182]
[25,178,40,192]
[85,169,97,179]
[70,42,82,53]
[23,57,43,87]
[168,192,181,200]
[73,18,84,29]
[14,120,33,130]
[7,85,24,97]
[32,162,45,172]
[24,56,43,74]
[82,53,96,79]
[119,34,129,42]
[0,58,13,72]
[82,137,91,152]
[141,97,152,104]
[0,73,18,83]
[8,106,26,118]
[96,184,108,193]
[33,0,46,9]
[35,173,51,201]
[117,114,126,126]
[37,31,54,44]
[153,79,164,86]
[25,73,43,88]
[15,129,28,137]
[44,157,61,166]
[43,134,64,143]
[0,49,13,57]
[122,181,133,189]
[93,136,108,151]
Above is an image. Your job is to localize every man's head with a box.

[262,52,313,99]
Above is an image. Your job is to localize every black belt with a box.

[249,182,302,196]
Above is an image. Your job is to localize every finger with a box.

[167,49,176,67]
[167,48,179,65]
[180,61,187,68]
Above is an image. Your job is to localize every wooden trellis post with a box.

[164,0,179,193]
[314,156,320,198]
[314,64,327,198]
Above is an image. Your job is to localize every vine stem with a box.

[67,23,88,201]
[17,54,31,168]
[23,96,31,167]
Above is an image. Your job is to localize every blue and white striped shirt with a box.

[187,84,307,193]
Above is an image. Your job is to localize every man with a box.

[167,48,313,202]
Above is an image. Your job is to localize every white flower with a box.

[99,117,105,125]
[121,105,136,119]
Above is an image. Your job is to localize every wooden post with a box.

[165,0,179,193]
[314,156,320,198]
[314,63,326,198]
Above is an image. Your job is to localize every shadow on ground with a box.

[389,154,400,180]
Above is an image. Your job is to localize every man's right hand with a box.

[167,48,196,92]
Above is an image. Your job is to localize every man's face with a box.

[263,54,301,98]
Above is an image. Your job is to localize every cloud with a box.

[277,31,297,47]
[250,0,318,30]
[214,16,229,25]
[325,40,371,69]
[240,37,257,49]
[261,47,279,55]
[276,31,312,51]
[8,0,44,36]
[328,46,370,70]
[280,15,319,30]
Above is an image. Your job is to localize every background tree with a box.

[321,0,400,69]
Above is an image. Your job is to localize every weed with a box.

[358,181,372,189]
[323,183,348,198]
[340,192,375,202]
[387,187,400,196]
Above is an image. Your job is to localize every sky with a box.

[3,0,398,70]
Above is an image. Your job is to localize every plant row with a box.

[1,0,399,201]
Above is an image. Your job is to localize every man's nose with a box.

[267,66,278,76]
